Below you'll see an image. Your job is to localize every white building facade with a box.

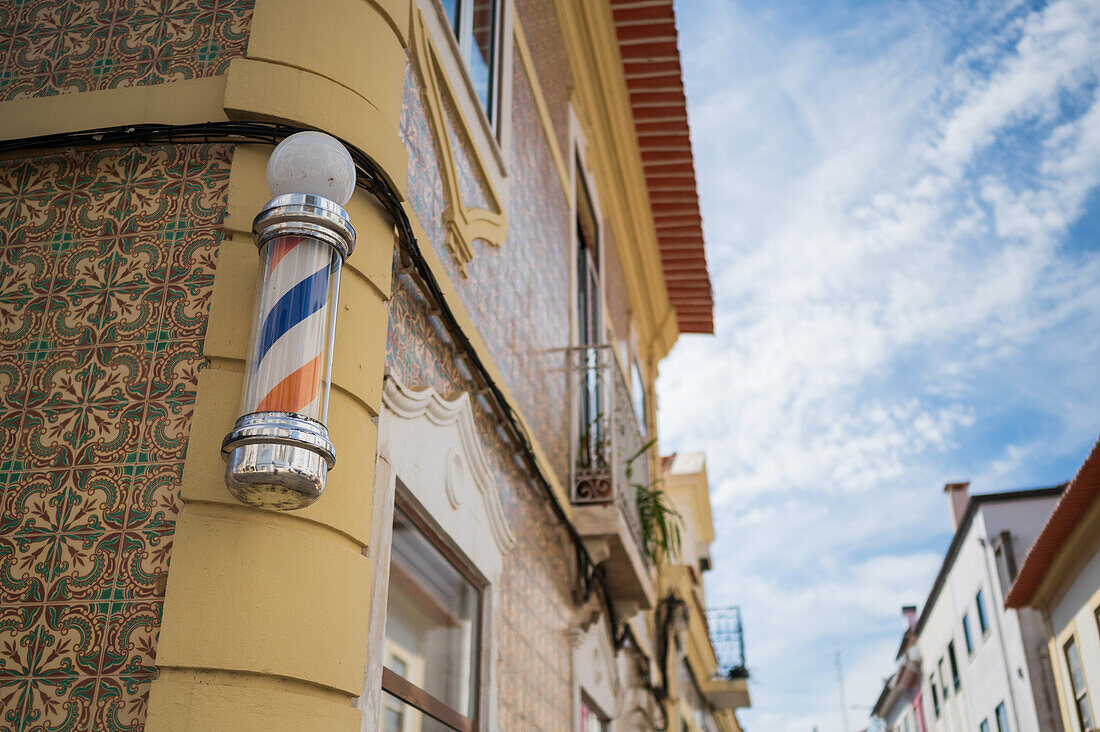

[914,483,1065,732]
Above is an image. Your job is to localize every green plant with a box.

[577,411,610,469]
[627,440,683,565]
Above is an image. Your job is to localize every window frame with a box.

[431,0,506,136]
[1064,635,1095,732]
[995,701,1010,732]
[379,490,491,732]
[976,588,990,637]
[930,674,941,718]
[938,657,949,699]
[948,640,961,691]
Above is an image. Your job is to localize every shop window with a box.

[995,701,1009,732]
[440,0,501,125]
[1065,636,1095,731]
[976,589,989,635]
[381,504,485,732]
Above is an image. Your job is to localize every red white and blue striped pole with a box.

[222,132,357,510]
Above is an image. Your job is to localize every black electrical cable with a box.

[0,121,669,720]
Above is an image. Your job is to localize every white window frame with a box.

[418,0,514,181]
[359,374,517,732]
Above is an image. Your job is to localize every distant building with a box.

[660,453,752,732]
[1006,438,1100,732]
[876,481,1068,732]
[872,606,927,732]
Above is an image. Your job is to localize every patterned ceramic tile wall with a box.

[386,267,575,732]
[515,0,572,160]
[441,97,496,213]
[393,44,581,729]
[399,54,573,487]
[0,144,230,731]
[0,0,254,102]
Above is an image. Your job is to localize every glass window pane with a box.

[383,508,480,720]
[963,614,974,654]
[382,691,460,732]
[440,0,460,35]
[977,590,989,633]
[996,701,1009,732]
[467,0,495,117]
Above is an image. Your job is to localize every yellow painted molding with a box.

[147,669,362,732]
[223,58,408,195]
[401,203,573,521]
[155,509,372,695]
[179,366,378,547]
[222,144,395,302]
[408,7,507,275]
[552,0,681,360]
[0,76,227,141]
[512,18,570,197]
[247,0,407,125]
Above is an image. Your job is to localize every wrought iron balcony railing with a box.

[567,344,648,562]
[707,606,749,679]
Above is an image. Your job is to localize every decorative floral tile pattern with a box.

[399,55,573,488]
[392,54,577,730]
[515,0,573,160]
[441,96,495,213]
[0,143,231,731]
[0,0,255,102]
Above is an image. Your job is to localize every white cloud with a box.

[664,0,1100,730]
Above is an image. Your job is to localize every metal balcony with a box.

[567,344,654,610]
[704,606,751,710]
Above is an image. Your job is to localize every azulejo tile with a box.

[93,673,152,732]
[0,142,231,728]
[17,674,97,732]
[123,462,182,533]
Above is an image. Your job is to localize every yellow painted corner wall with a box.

[145,0,410,727]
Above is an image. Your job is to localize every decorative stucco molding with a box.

[408,7,507,276]
[381,374,516,554]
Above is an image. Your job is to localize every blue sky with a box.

[656,1,1100,730]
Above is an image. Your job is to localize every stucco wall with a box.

[1049,535,1100,732]
[917,498,1062,732]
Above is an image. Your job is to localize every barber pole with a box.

[222,132,357,510]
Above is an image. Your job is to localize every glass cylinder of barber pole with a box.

[222,132,357,510]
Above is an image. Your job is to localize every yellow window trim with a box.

[408,6,507,276]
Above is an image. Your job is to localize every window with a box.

[948,640,961,690]
[631,360,647,437]
[939,657,949,698]
[1065,637,1095,731]
[963,613,975,655]
[980,720,990,732]
[381,505,485,732]
[995,701,1009,732]
[575,162,603,471]
[976,589,989,635]
[930,675,940,717]
[440,0,500,124]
